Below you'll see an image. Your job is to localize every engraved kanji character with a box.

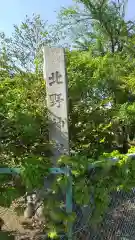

[48,71,62,86]
[49,93,63,108]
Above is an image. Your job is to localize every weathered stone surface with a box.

[43,47,69,162]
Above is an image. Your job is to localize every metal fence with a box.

[71,153,135,240]
[0,167,72,240]
[1,155,135,240]
[72,189,135,240]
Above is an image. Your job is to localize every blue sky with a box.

[0,0,134,36]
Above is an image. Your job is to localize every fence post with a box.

[66,167,72,240]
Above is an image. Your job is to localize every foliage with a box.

[0,14,58,72]
[0,70,69,237]
[2,0,135,236]
[57,0,135,55]
[66,49,135,157]
[58,148,135,226]
[1,43,135,235]
[64,45,135,228]
[0,72,53,201]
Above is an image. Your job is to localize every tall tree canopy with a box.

[0,14,58,72]
[58,0,135,55]
[1,1,135,235]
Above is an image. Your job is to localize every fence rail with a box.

[1,153,135,239]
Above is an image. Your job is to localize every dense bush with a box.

[1,0,135,237]
[0,73,52,203]
[67,50,135,157]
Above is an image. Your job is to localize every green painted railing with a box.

[0,166,73,240]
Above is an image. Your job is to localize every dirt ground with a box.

[0,205,46,240]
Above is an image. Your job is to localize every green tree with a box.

[0,70,52,191]
[0,14,58,72]
[66,49,135,156]
[1,4,135,233]
[55,0,135,156]
[57,0,135,55]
